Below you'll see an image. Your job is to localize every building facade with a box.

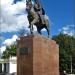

[0,57,17,74]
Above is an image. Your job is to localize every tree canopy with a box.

[2,45,16,59]
[52,33,75,74]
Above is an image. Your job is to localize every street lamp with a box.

[70,55,73,74]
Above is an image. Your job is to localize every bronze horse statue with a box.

[26,0,50,37]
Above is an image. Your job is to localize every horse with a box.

[26,0,50,37]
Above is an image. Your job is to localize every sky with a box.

[41,0,74,35]
[0,0,75,53]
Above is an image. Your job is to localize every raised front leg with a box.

[30,18,38,34]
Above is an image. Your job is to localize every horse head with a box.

[26,0,32,12]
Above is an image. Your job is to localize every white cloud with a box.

[0,0,30,32]
[3,35,18,46]
[59,25,75,36]
[0,35,18,55]
[62,26,69,31]
[1,0,13,5]
[0,36,5,41]
[0,46,6,54]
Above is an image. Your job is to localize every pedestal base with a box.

[17,35,59,75]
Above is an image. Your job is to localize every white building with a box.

[0,57,17,74]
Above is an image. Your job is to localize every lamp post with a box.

[70,55,73,74]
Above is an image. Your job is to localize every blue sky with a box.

[0,0,75,46]
[41,0,74,35]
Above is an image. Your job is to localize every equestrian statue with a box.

[26,0,50,37]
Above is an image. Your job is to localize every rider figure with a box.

[34,0,45,24]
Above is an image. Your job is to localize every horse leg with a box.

[30,24,33,34]
[37,28,41,35]
[45,19,50,38]
[30,18,38,34]
[46,27,50,38]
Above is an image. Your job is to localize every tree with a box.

[52,33,75,73]
[2,45,16,59]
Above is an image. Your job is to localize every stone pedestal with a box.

[17,35,59,75]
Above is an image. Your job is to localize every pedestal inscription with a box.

[20,47,28,55]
